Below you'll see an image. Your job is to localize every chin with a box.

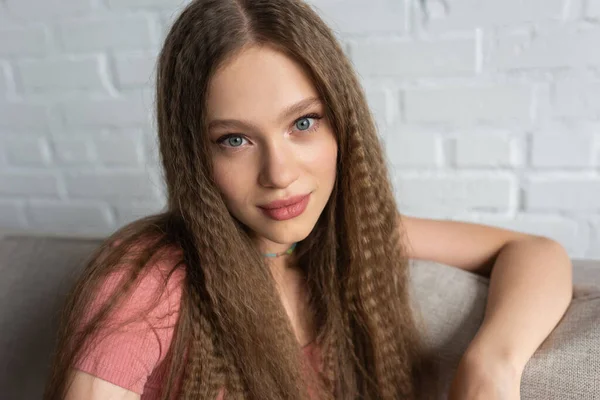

[253,216,316,243]
[261,225,312,244]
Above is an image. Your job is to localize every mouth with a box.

[258,193,312,210]
[258,193,311,221]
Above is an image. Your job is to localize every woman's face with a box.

[206,45,338,254]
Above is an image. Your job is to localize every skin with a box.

[206,44,338,262]
[206,44,338,345]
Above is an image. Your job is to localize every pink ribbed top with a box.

[73,248,322,399]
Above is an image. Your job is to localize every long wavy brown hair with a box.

[44,0,437,399]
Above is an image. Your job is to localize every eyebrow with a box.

[208,96,322,132]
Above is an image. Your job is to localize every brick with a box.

[4,137,51,166]
[0,62,7,94]
[589,217,600,258]
[588,0,600,18]
[531,133,594,168]
[59,16,153,52]
[527,178,600,211]
[108,0,188,8]
[5,0,93,21]
[64,172,159,200]
[492,28,600,70]
[113,201,164,226]
[114,52,158,87]
[159,11,181,38]
[0,173,60,197]
[18,56,108,92]
[306,0,406,35]
[143,133,161,168]
[554,80,600,119]
[0,102,50,130]
[420,0,565,31]
[454,134,515,167]
[93,135,143,166]
[62,91,152,128]
[0,4,13,28]
[384,133,439,167]
[597,135,600,166]
[364,88,390,132]
[0,143,6,166]
[27,202,114,236]
[0,27,48,56]
[0,201,27,230]
[404,85,533,124]
[351,37,476,77]
[51,139,93,165]
[394,175,512,211]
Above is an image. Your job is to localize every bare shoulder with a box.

[65,369,140,400]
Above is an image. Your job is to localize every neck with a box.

[267,257,305,302]
[266,253,301,285]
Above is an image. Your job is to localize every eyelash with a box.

[215,113,323,149]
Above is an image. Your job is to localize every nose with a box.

[257,138,300,189]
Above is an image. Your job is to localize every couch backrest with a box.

[1,236,599,399]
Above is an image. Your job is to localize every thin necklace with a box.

[262,242,297,258]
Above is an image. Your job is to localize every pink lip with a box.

[258,193,311,221]
[259,193,311,210]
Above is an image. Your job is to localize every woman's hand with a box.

[447,345,523,400]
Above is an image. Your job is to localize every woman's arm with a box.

[461,237,573,371]
[399,214,573,373]
[65,369,141,400]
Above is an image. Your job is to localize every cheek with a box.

[212,160,247,206]
[306,136,337,178]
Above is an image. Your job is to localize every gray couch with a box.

[1,235,599,399]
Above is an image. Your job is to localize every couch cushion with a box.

[409,259,600,399]
[0,236,103,399]
[571,258,600,289]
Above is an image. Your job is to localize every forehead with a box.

[206,45,320,120]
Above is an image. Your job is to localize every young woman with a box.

[44,0,573,399]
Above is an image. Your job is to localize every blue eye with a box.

[217,135,247,148]
[226,136,245,147]
[293,113,322,132]
[295,117,312,131]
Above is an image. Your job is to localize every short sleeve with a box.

[73,251,186,395]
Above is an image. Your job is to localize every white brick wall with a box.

[0,0,598,259]
[416,0,571,31]
[527,178,600,212]
[58,16,155,52]
[18,56,109,92]
[491,27,600,70]
[530,133,594,168]
[113,52,158,88]
[554,80,600,119]
[0,102,50,130]
[0,27,49,57]
[306,0,407,35]
[351,36,476,78]
[404,85,535,124]
[3,136,52,166]
[588,0,600,19]
[5,0,94,21]
[453,133,518,168]
[61,90,153,127]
